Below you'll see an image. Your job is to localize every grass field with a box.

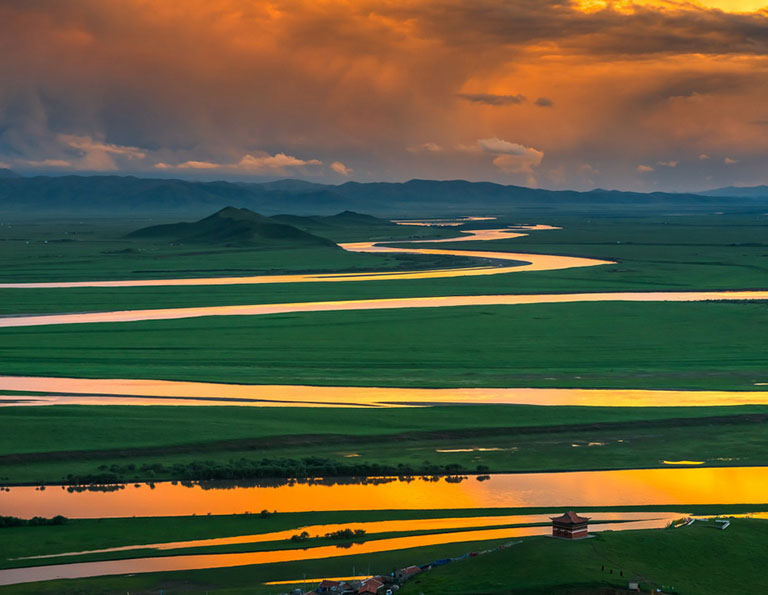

[1,301,766,390]
[2,517,765,594]
[2,404,768,484]
[0,218,458,283]
[2,212,767,591]
[0,214,766,317]
[400,518,768,595]
[6,507,765,564]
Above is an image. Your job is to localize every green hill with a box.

[322,210,395,226]
[127,206,337,248]
[271,210,394,229]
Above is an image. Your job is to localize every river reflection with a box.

[2,376,767,407]
[1,289,767,329]
[17,512,671,561]
[0,227,599,289]
[2,468,767,519]
[0,517,675,587]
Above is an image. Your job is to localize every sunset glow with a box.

[1,0,767,190]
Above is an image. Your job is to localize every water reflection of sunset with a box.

[19,512,675,560]
[0,518,676,587]
[2,290,768,329]
[0,228,610,290]
[2,468,766,519]
[2,376,768,408]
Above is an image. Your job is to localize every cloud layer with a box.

[0,0,767,190]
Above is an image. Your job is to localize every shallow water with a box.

[16,511,669,560]
[2,376,767,407]
[2,467,767,519]
[0,516,674,586]
[2,289,767,329]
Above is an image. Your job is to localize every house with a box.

[550,511,590,539]
[317,579,342,592]
[396,566,421,581]
[357,577,384,594]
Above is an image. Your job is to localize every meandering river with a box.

[2,376,768,407]
[3,467,767,518]
[1,221,767,585]
[0,227,609,289]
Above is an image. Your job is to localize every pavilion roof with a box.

[550,511,590,524]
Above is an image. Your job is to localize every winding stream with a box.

[1,221,767,585]
[2,376,768,407]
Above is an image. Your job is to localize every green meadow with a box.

[0,214,767,316]
[3,404,768,484]
[2,517,765,594]
[0,301,766,390]
[1,212,767,591]
[399,518,768,595]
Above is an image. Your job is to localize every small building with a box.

[357,578,384,594]
[550,511,590,539]
[396,566,421,581]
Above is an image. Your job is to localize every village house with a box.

[395,565,421,581]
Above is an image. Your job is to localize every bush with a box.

[0,515,68,528]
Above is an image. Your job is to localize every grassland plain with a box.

[2,519,765,594]
[0,514,677,569]
[0,214,766,316]
[0,217,457,284]
[0,301,766,389]
[3,405,768,484]
[1,212,767,591]
[5,507,765,563]
[399,519,768,595]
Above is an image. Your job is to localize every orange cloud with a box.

[0,0,766,189]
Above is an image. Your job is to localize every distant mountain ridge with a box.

[128,206,338,248]
[696,185,768,199]
[2,173,768,217]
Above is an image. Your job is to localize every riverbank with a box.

[3,405,768,485]
[1,301,767,391]
[2,515,766,594]
[399,517,768,595]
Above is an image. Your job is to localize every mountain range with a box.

[1,169,766,217]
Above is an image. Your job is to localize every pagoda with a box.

[550,511,590,539]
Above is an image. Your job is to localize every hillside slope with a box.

[127,207,338,248]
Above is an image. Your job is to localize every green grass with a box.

[1,301,766,390]
[400,518,768,595]
[5,507,764,564]
[0,214,766,317]
[2,404,768,484]
[2,519,766,594]
[5,404,768,455]
[0,535,525,594]
[0,218,457,284]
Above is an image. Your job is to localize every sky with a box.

[1,0,767,191]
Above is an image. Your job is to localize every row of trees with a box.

[63,457,488,485]
[0,515,67,528]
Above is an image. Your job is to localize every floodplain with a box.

[1,210,767,593]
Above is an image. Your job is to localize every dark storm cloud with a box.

[456,93,527,105]
[0,0,766,188]
[387,0,768,56]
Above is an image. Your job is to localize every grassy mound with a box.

[127,206,337,248]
